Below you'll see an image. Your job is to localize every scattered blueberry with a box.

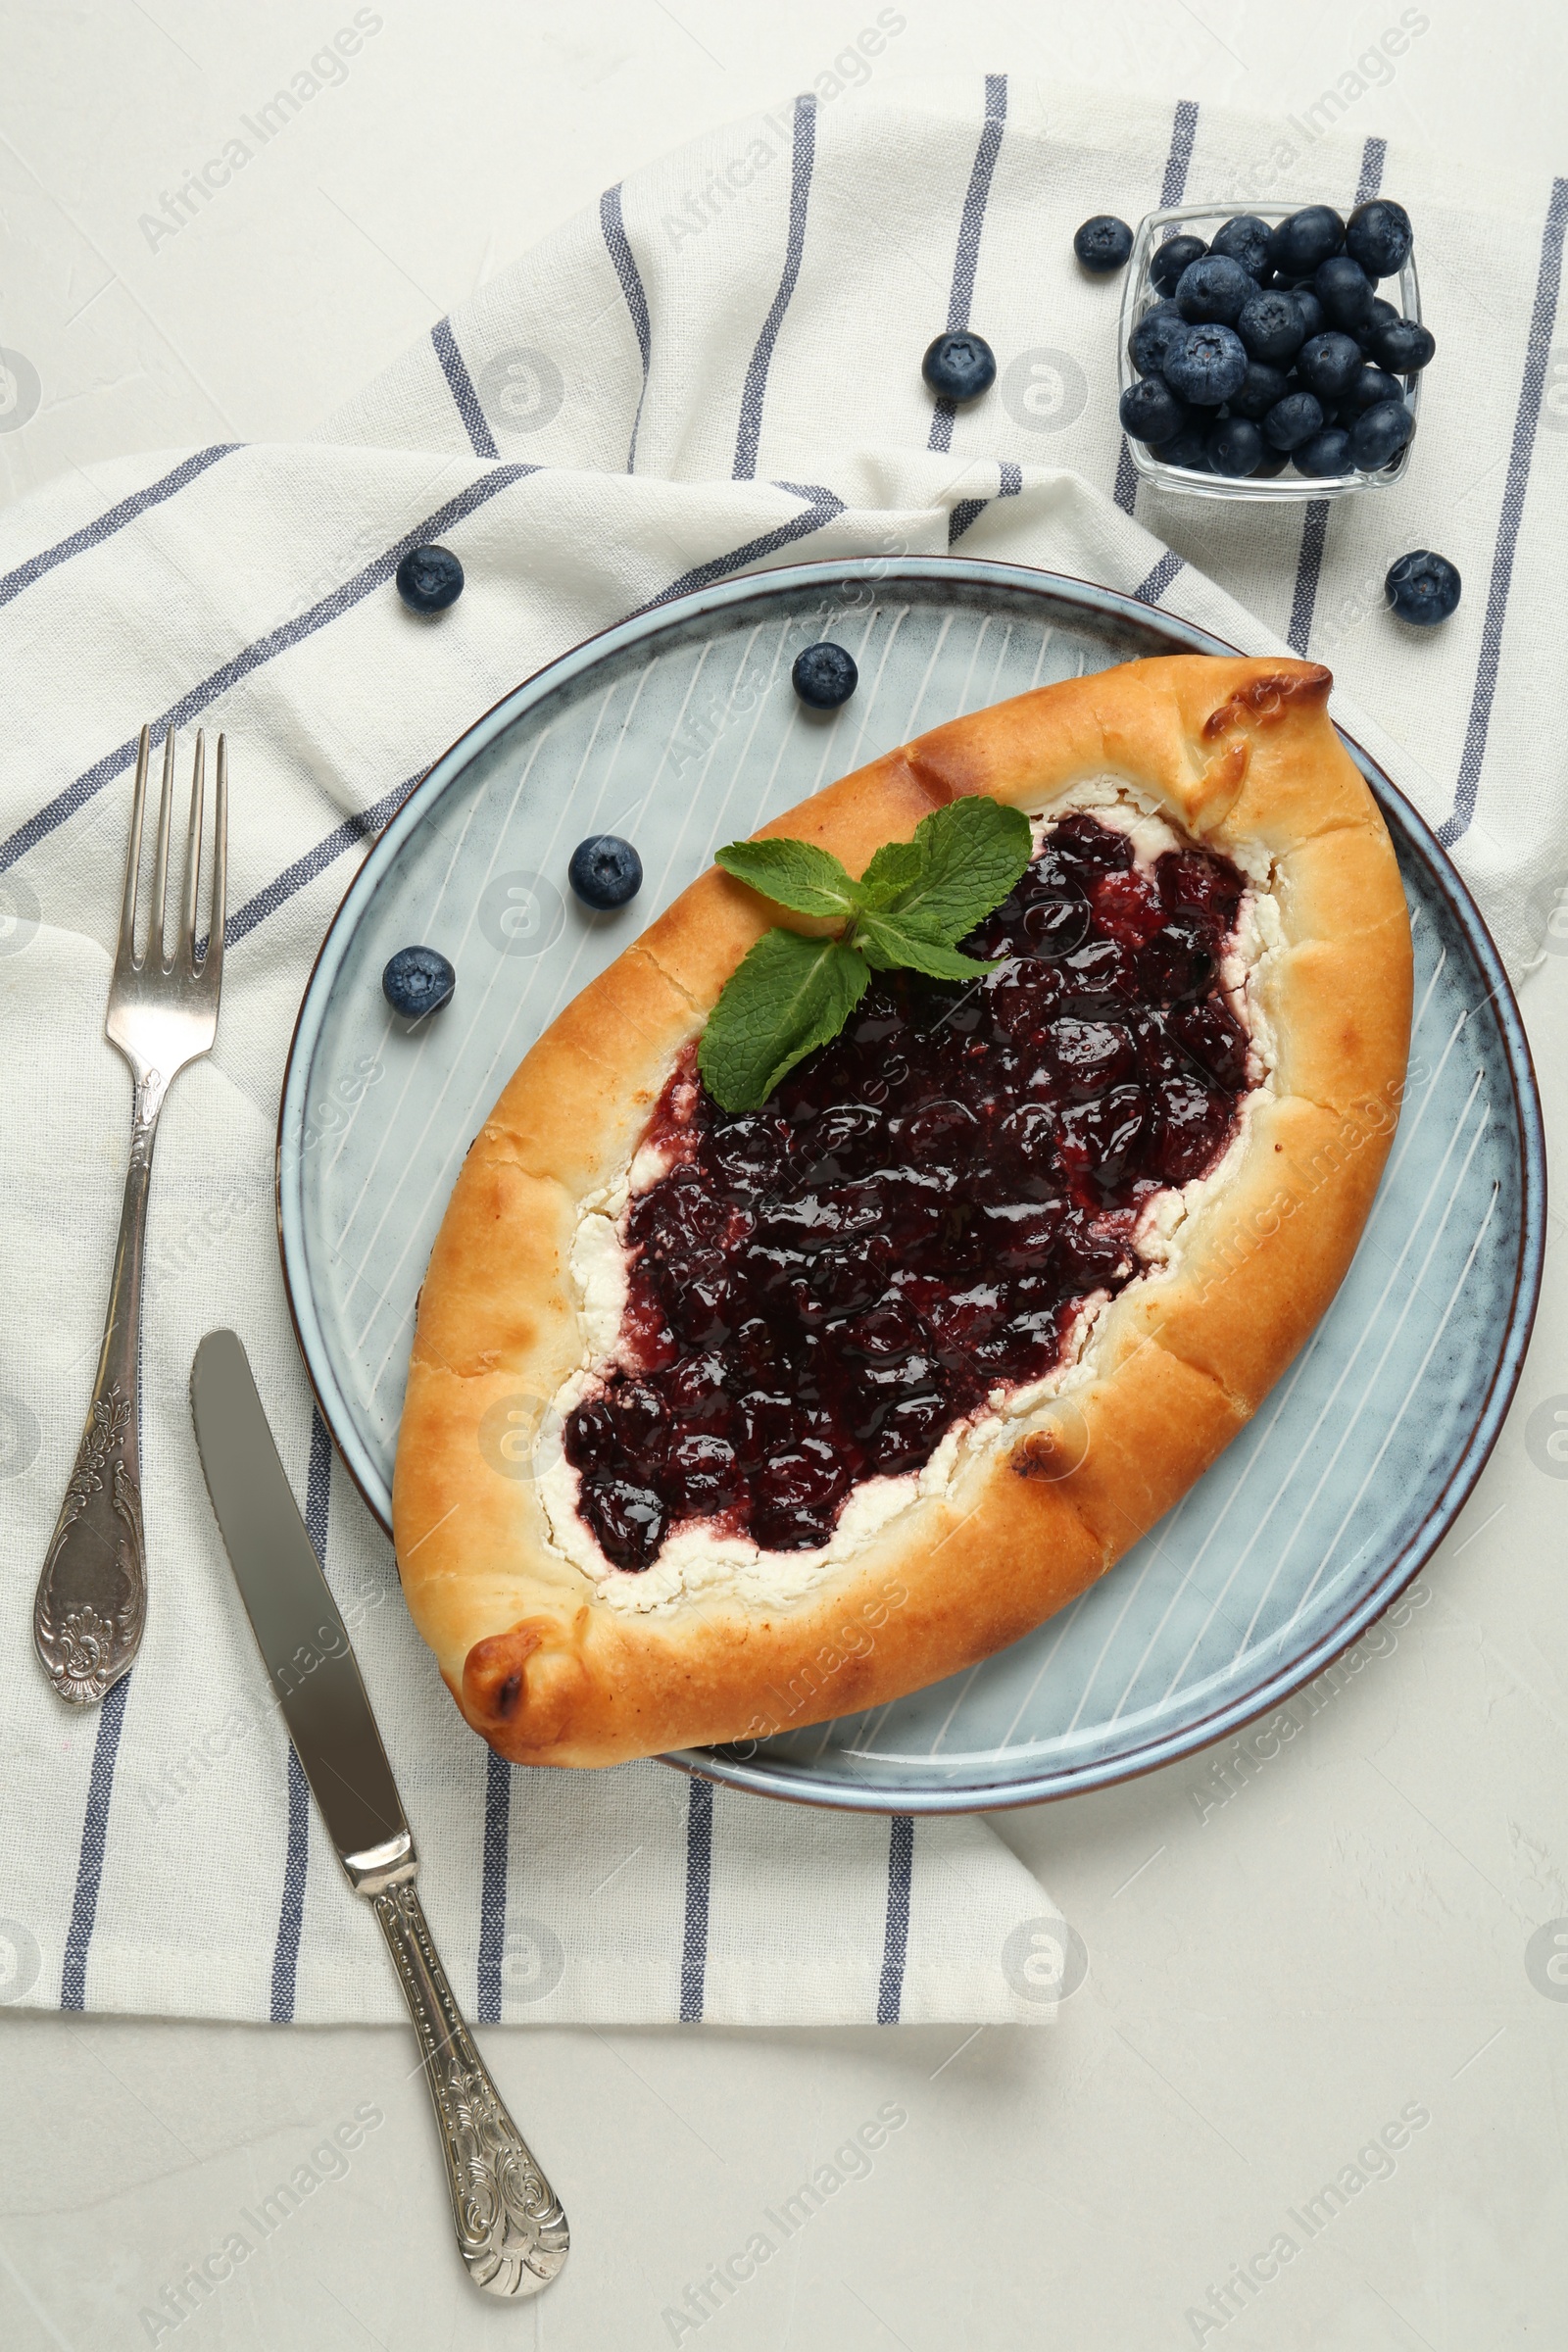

[1346,363,1404,413]
[1346,197,1413,280]
[1118,377,1190,443]
[395,545,465,613]
[1313,253,1376,332]
[382,945,456,1020]
[1163,321,1249,406]
[1174,253,1255,325]
[1294,425,1354,478]
[1074,215,1134,273]
[1227,362,1291,421]
[569,835,643,909]
[792,641,859,708]
[1152,424,1211,471]
[1207,416,1264,477]
[1348,399,1416,470]
[1209,213,1274,280]
[921,331,997,401]
[1129,300,1186,376]
[1262,390,1325,451]
[1386,549,1460,626]
[1267,205,1345,278]
[1151,232,1207,295]
[1236,290,1305,367]
[1367,316,1436,373]
[1291,287,1327,343]
[1296,330,1365,400]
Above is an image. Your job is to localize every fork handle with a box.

[33,1088,160,1705]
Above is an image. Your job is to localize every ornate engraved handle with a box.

[370,1878,569,2297]
[33,1099,158,1704]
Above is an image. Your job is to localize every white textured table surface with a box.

[5,5,1568,2347]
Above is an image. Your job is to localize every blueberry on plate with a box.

[1313,253,1376,331]
[569,834,643,909]
[1291,287,1327,342]
[1261,390,1325,451]
[1294,425,1353,478]
[792,641,859,708]
[1227,362,1291,421]
[1348,399,1415,470]
[1296,330,1365,400]
[921,330,997,401]
[1347,363,1403,412]
[1151,423,1211,471]
[1346,197,1413,280]
[1074,214,1134,273]
[1173,253,1255,325]
[1118,377,1190,443]
[382,944,456,1019]
[1207,416,1264,476]
[395,545,465,613]
[1128,300,1185,375]
[1387,549,1460,625]
[1163,321,1249,405]
[1236,290,1305,367]
[1209,213,1274,280]
[1151,232,1208,295]
[1367,316,1436,373]
[1267,204,1345,277]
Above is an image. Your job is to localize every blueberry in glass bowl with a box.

[1117,200,1425,502]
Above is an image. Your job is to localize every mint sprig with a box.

[699,798,1031,1112]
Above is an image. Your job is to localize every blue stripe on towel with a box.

[222,772,424,951]
[1114,99,1200,516]
[476,1747,513,2023]
[59,1674,132,2010]
[0,445,239,612]
[678,1777,714,2022]
[0,466,538,877]
[431,318,501,460]
[643,480,845,611]
[601,184,653,473]
[948,458,1022,545]
[875,1814,914,2023]
[1133,549,1185,606]
[269,1408,333,2023]
[734,94,818,480]
[928,74,1008,456]
[1439,172,1568,848]
[1285,134,1387,656]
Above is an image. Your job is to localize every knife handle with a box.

[369,1878,569,2297]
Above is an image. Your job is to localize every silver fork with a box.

[33,725,227,1706]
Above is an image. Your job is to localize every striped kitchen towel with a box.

[1,73,1561,2025]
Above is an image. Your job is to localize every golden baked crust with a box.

[392,655,1412,1767]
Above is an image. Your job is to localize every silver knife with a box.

[189,1327,569,2300]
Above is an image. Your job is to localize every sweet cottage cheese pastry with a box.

[393,655,1412,1767]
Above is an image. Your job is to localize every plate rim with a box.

[274,554,1546,1814]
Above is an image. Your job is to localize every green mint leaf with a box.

[850,909,999,982]
[713,836,863,922]
[855,832,929,909]
[698,929,870,1112]
[870,797,1032,942]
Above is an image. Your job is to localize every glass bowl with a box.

[1116,201,1424,502]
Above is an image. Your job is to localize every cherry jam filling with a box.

[564,810,1254,1569]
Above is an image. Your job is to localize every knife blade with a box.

[189,1327,568,2297]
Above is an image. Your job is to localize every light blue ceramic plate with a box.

[277,559,1544,1813]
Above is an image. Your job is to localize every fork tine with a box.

[148,729,177,968]
[119,726,151,969]
[202,733,228,991]
[179,730,205,969]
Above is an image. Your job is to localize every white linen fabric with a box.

[1,73,1561,2027]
